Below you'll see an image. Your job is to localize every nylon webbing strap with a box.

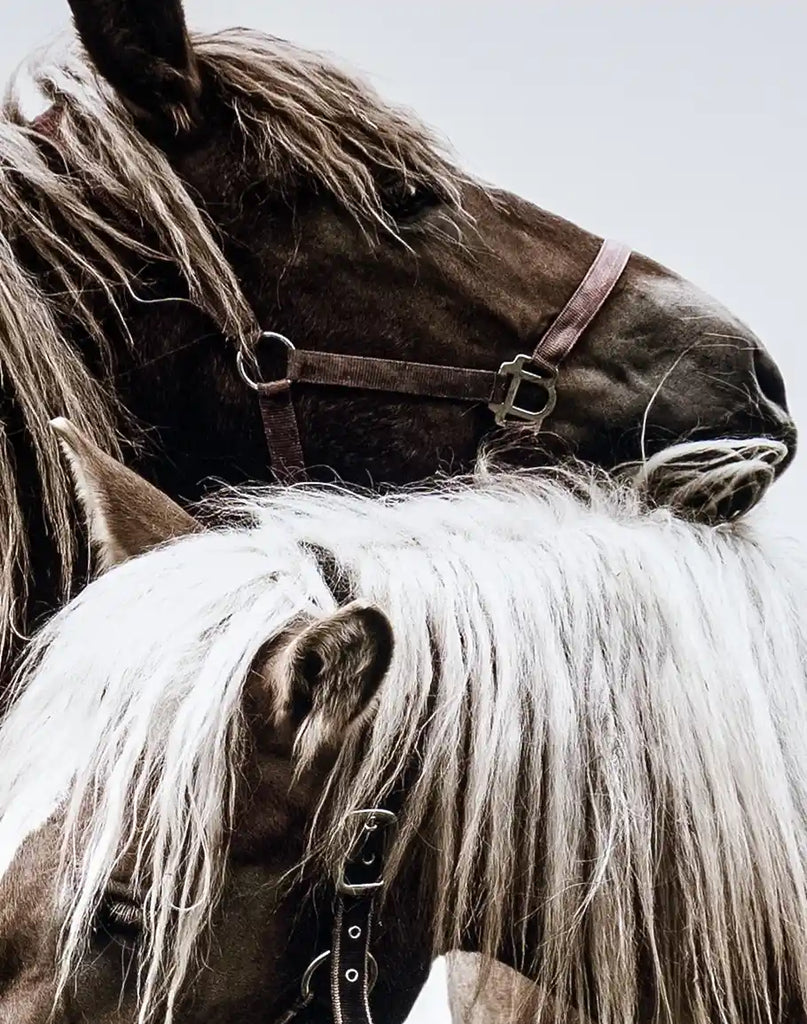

[257,379,307,484]
[329,899,377,1024]
[532,239,631,368]
[285,350,506,403]
[256,354,507,483]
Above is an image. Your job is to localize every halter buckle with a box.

[336,808,397,897]
[489,354,557,427]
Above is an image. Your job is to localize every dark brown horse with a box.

[0,0,796,674]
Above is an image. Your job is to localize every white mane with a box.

[2,468,807,1024]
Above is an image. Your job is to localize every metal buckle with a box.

[489,354,557,427]
[236,331,295,391]
[336,808,397,897]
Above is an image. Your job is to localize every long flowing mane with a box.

[0,28,464,662]
[1,468,806,1023]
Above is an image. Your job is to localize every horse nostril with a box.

[753,347,789,411]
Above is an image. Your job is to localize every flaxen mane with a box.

[0,28,465,661]
[1,469,806,1024]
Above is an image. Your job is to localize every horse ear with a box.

[51,417,200,569]
[66,0,202,134]
[275,603,393,767]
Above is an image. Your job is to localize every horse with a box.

[0,0,796,682]
[1,419,806,1024]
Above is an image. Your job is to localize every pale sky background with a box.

[1,2,805,1021]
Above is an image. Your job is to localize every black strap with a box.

[330,899,377,1024]
[270,809,395,1024]
[329,809,396,1024]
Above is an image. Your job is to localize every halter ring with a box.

[300,949,331,1003]
[236,332,295,391]
[297,950,379,1004]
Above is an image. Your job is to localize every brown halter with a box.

[238,239,632,483]
[31,106,630,486]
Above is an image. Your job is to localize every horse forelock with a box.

[0,40,246,668]
[1,471,807,1023]
[193,29,467,228]
[305,475,807,1024]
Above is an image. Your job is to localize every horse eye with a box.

[92,893,143,951]
[383,180,440,223]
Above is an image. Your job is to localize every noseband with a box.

[238,239,631,483]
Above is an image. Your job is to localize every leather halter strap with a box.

[239,239,631,484]
[274,809,396,1024]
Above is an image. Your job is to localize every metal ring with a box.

[236,332,295,391]
[300,949,331,1003]
[345,968,359,984]
[348,925,362,940]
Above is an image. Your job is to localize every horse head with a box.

[30,0,797,496]
[2,424,807,1024]
[0,0,798,674]
[0,425,418,1024]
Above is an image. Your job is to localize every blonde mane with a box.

[1,468,806,1024]
[0,27,465,665]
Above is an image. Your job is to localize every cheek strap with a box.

[274,808,396,1024]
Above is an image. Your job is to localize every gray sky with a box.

[1,2,805,1019]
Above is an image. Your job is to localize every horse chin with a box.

[626,437,791,524]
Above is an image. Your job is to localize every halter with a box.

[274,808,397,1024]
[238,239,632,483]
[30,103,629,482]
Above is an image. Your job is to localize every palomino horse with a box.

[0,0,796,679]
[1,420,805,1024]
